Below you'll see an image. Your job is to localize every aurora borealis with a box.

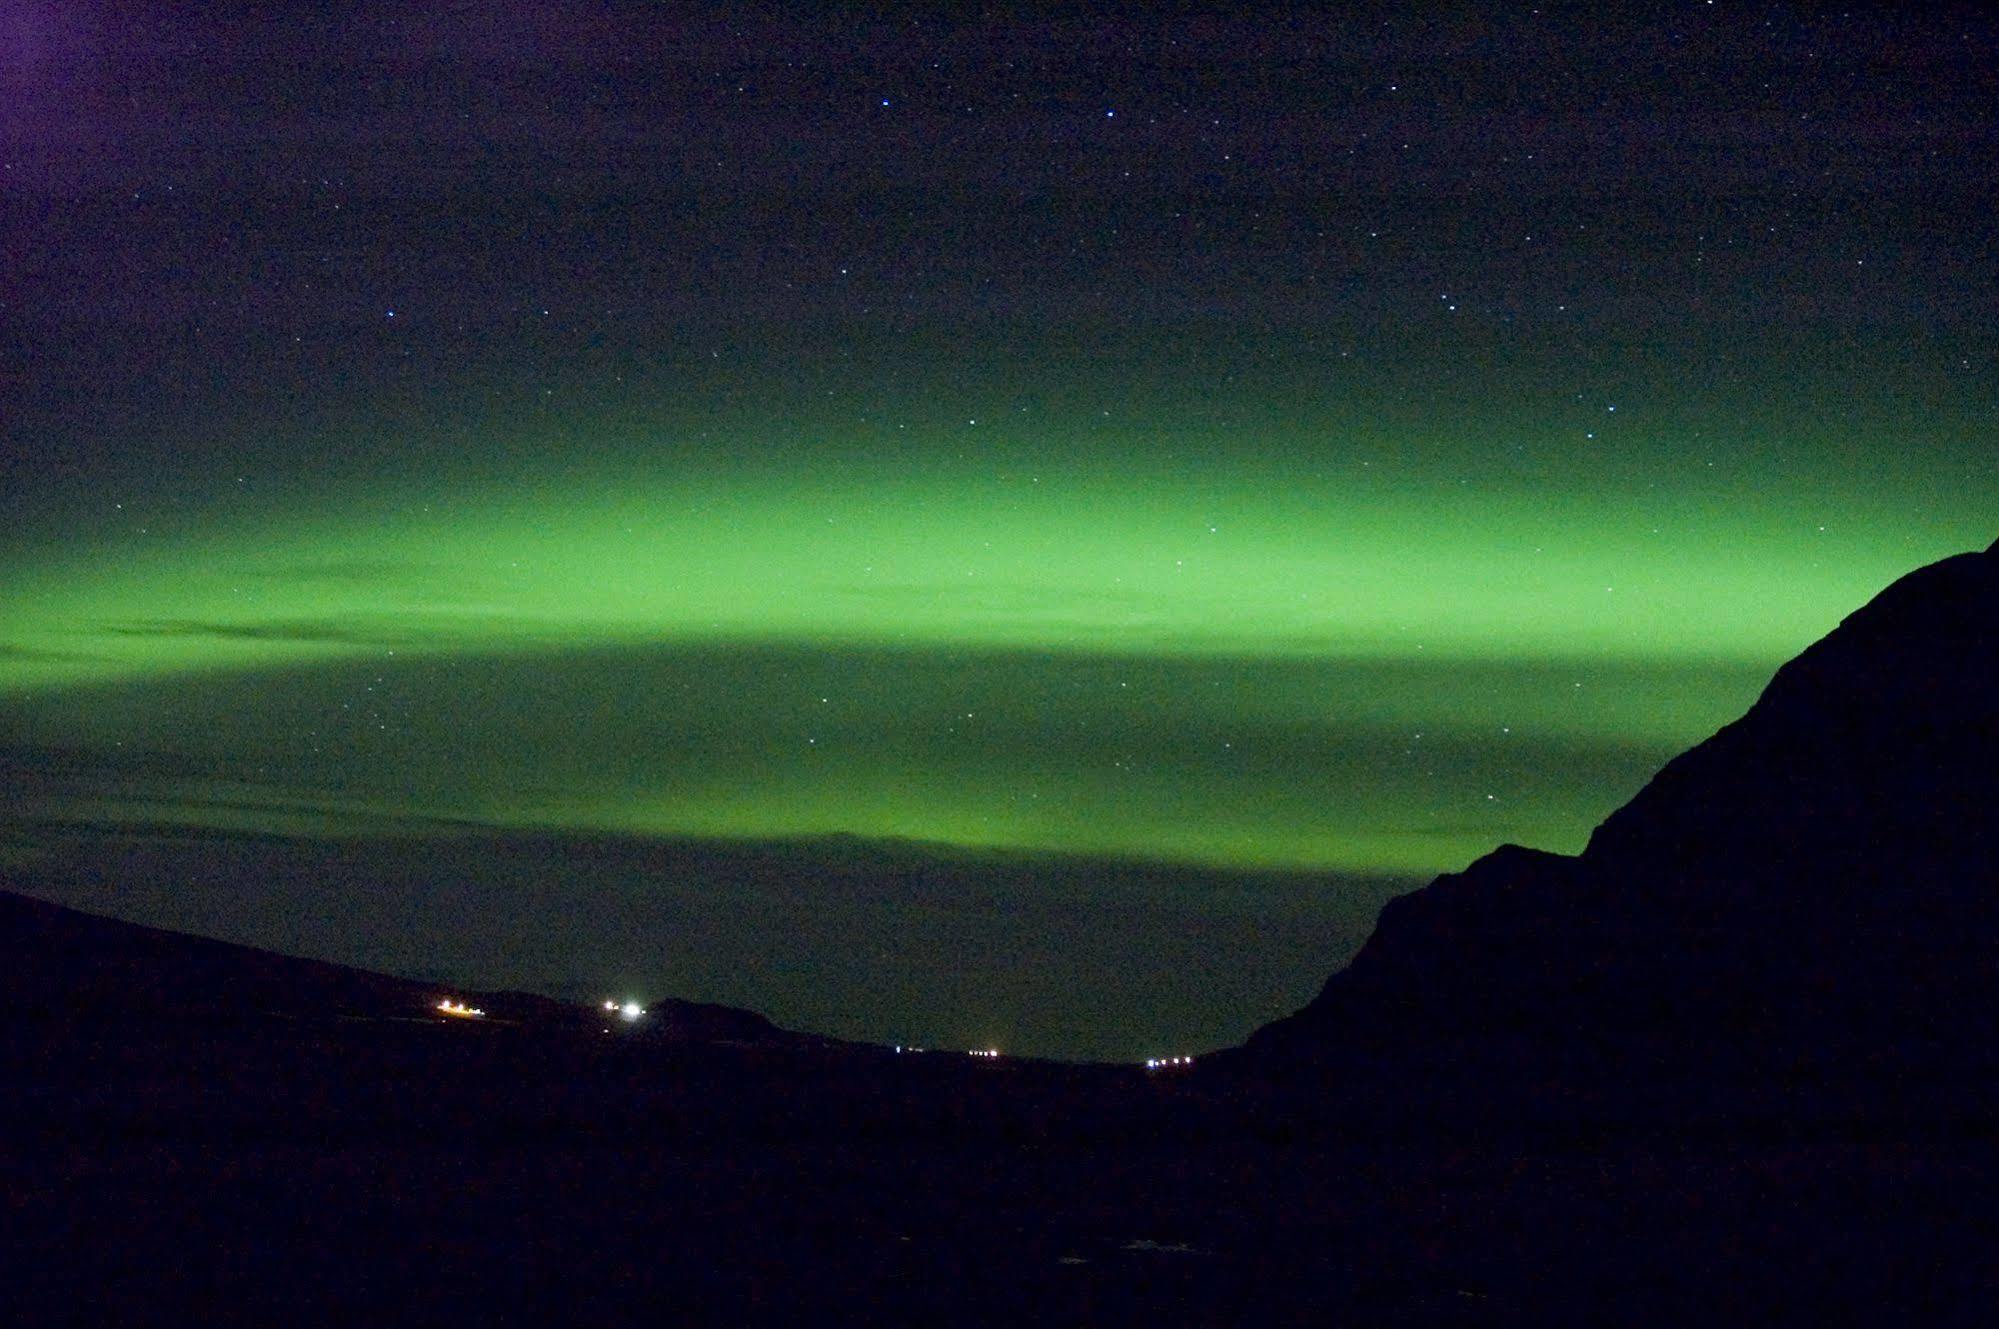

[3,6,1993,1058]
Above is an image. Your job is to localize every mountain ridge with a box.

[0,884,804,1047]
[1240,536,1999,1111]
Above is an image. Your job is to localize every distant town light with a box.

[436,999,484,1018]
[601,998,644,1021]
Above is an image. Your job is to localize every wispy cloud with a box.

[98,617,414,647]
[254,558,438,587]
[0,643,108,663]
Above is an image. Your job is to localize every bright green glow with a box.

[0,423,1984,875]
[0,446,1970,688]
[1,642,1762,873]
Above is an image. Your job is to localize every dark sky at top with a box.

[2,2,1993,1059]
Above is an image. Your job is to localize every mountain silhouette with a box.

[1241,537,1999,1116]
[0,886,800,1047]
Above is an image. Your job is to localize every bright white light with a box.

[619,1001,644,1022]
[603,1000,617,1011]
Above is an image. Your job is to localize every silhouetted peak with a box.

[1582,540,1998,881]
[1241,538,1999,1103]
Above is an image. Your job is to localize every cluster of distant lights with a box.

[883,1046,1194,1068]
[441,995,1191,1074]
[440,994,1186,1069]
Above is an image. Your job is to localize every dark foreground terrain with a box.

[7,539,1998,1325]
[6,896,1991,1328]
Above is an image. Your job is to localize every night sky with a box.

[2,4,1993,1060]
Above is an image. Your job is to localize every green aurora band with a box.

[2,426,1984,875]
